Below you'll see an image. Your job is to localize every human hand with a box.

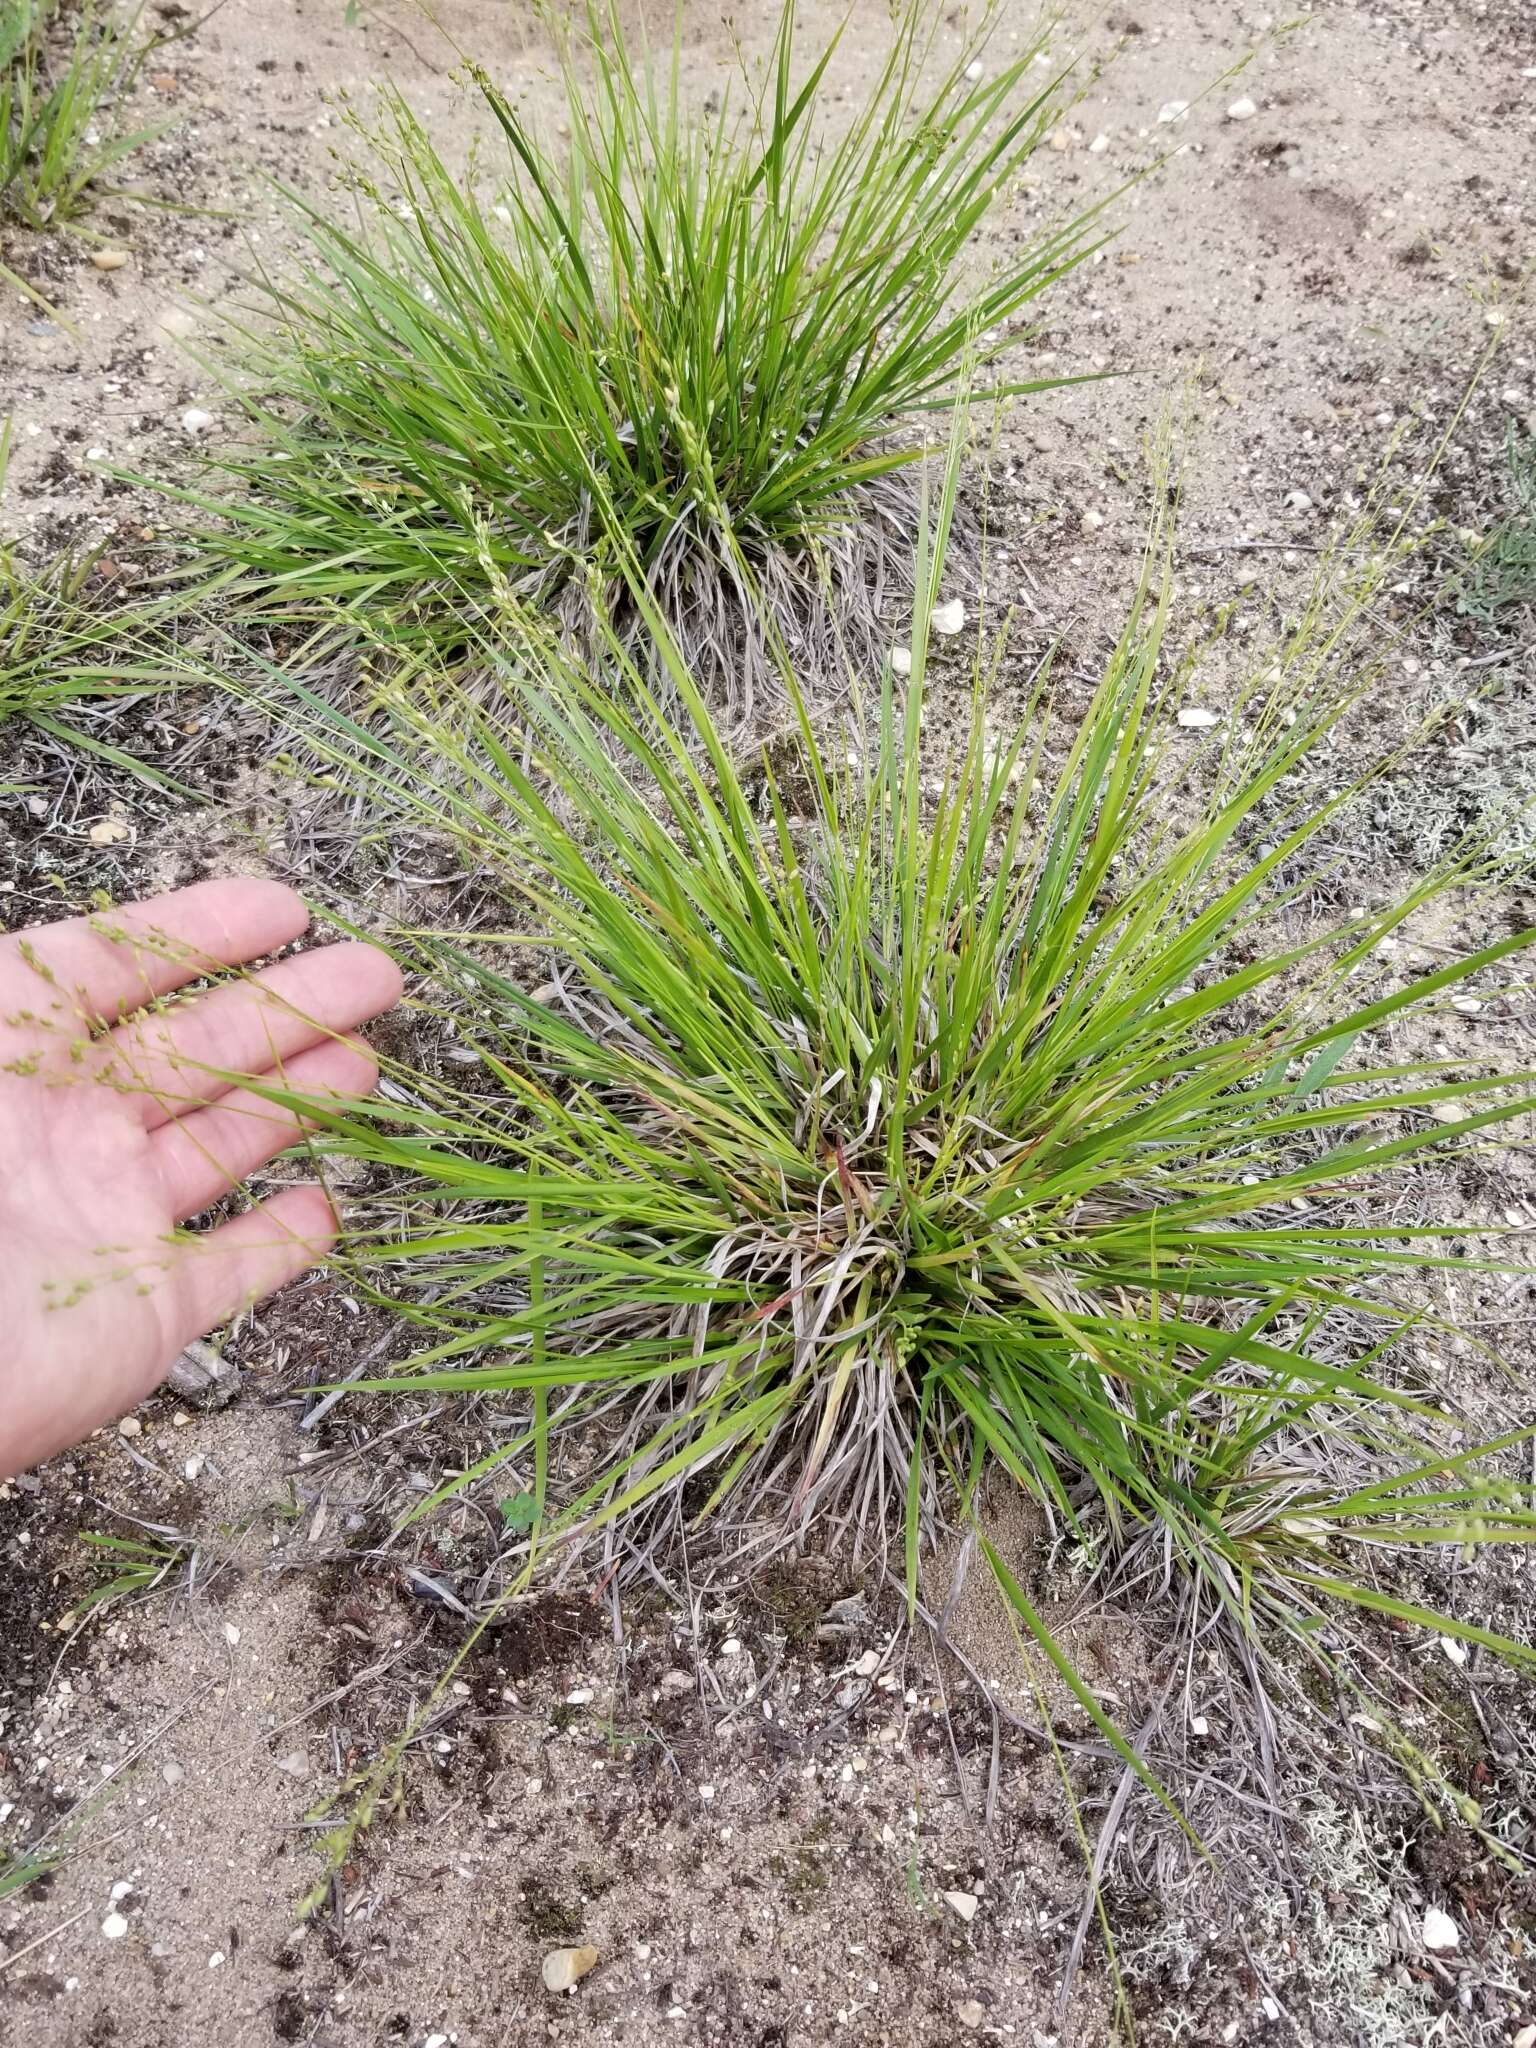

[0,878,402,1477]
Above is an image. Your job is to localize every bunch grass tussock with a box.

[179,0,1107,716]
[269,444,1536,1827]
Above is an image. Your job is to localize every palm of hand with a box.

[0,880,401,1475]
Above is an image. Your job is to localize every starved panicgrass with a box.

[254,440,1536,1830]
[175,0,1108,715]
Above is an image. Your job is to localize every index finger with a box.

[0,879,312,1039]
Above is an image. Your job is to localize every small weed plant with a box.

[279,448,1536,1811]
[188,0,1106,710]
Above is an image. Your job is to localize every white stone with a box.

[1285,490,1312,511]
[1080,508,1105,531]
[930,598,966,636]
[1157,100,1189,124]
[180,407,215,436]
[943,1890,979,1923]
[1190,1714,1210,1736]
[1088,132,1109,153]
[117,1414,143,1438]
[161,1762,184,1786]
[542,1945,598,1993]
[1450,994,1482,1014]
[1176,707,1221,729]
[101,1912,129,1939]
[1422,1906,1459,1952]
[222,1622,241,1647]
[1227,96,1257,120]
[963,60,984,83]
[1438,1637,1467,1668]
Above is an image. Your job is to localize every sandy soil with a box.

[2,3,1534,2045]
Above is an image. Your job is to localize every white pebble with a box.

[1438,1637,1467,1668]
[1190,1714,1210,1736]
[180,407,215,436]
[890,646,912,676]
[101,1913,129,1939]
[1422,1906,1459,1952]
[118,1415,143,1439]
[930,598,966,636]
[943,1890,979,1923]
[1088,132,1109,153]
[1285,489,1312,511]
[1450,994,1482,1015]
[963,60,984,82]
[1226,96,1257,120]
[1157,100,1189,124]
[222,1622,241,1647]
[1176,707,1221,729]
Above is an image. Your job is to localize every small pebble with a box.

[180,407,215,436]
[943,1890,979,1923]
[89,819,131,847]
[275,1750,309,1777]
[1450,994,1482,1015]
[1285,489,1312,511]
[1261,1994,1280,2021]
[1156,99,1189,124]
[1422,1906,1459,1952]
[101,1912,129,1939]
[1190,1714,1210,1736]
[161,1762,184,1787]
[117,1415,143,1439]
[963,60,984,82]
[1227,95,1257,120]
[1512,2027,1534,2048]
[91,249,130,271]
[1088,132,1109,153]
[1176,707,1220,729]
[1080,508,1104,531]
[222,1622,241,1647]
[930,598,966,636]
[1439,1636,1467,1668]
[890,646,913,676]
[541,1945,599,1993]
[956,2000,986,2030]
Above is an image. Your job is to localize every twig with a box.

[0,1905,92,1975]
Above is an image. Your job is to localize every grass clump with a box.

[1458,424,1536,626]
[187,0,1104,714]
[1,2,161,235]
[277,448,1536,1804]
